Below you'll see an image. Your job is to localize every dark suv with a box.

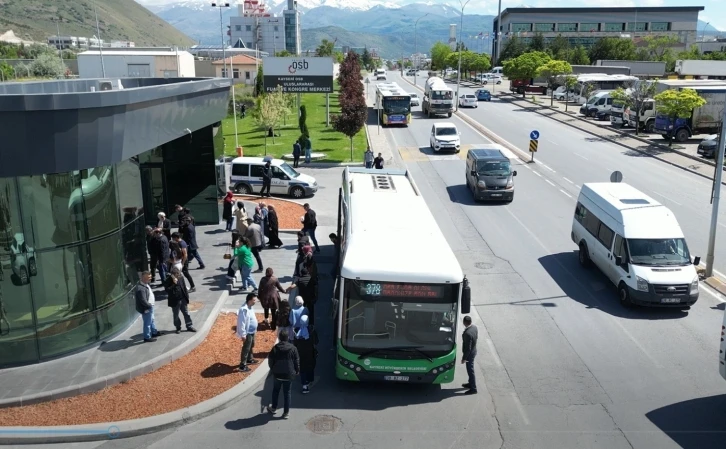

[465,147,517,202]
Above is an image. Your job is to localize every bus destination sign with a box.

[360,282,445,298]
[385,96,408,101]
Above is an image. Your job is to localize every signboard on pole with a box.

[262,57,334,93]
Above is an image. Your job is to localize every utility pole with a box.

[52,18,64,69]
[213,2,238,148]
[705,109,726,277]
[414,13,428,87]
[93,2,106,78]
[455,0,471,112]
[494,0,502,66]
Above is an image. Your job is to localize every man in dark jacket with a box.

[164,267,197,334]
[292,141,302,168]
[135,271,161,342]
[154,229,170,283]
[260,161,272,197]
[146,226,159,282]
[266,329,300,419]
[182,220,205,269]
[302,203,320,253]
[461,315,478,395]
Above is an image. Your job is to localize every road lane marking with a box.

[650,190,683,206]
[563,177,574,184]
[544,138,557,145]
[545,179,556,187]
[540,163,556,173]
[560,189,572,198]
[533,171,542,177]
[574,153,589,160]
[575,184,581,188]
[701,284,726,303]
[485,337,503,369]
[512,392,531,426]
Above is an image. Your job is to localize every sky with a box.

[135,0,725,31]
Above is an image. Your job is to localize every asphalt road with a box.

[403,72,726,279]
[13,76,726,449]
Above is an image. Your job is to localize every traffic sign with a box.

[529,140,539,152]
[530,130,540,140]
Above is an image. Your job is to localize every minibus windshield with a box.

[627,238,691,266]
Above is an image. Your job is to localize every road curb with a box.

[0,352,270,444]
[0,291,230,409]
[400,76,532,164]
[705,276,726,297]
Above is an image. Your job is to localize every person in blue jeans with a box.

[301,203,320,253]
[234,237,258,293]
[266,328,300,419]
[135,271,160,343]
[303,135,312,163]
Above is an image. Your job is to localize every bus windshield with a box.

[342,280,458,358]
[383,98,411,114]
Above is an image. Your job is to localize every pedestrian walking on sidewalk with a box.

[234,237,258,293]
[258,267,292,329]
[237,293,259,372]
[135,271,161,343]
[223,191,235,231]
[461,315,478,395]
[301,203,320,253]
[267,204,284,248]
[294,315,317,394]
[292,141,302,168]
[364,148,374,169]
[266,328,300,419]
[171,232,196,291]
[165,267,197,334]
[276,296,293,338]
[260,161,272,197]
[245,217,265,272]
[374,152,384,169]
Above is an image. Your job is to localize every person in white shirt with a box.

[237,292,259,372]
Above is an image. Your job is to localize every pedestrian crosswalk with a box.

[398,144,474,162]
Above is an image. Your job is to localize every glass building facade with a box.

[0,124,226,367]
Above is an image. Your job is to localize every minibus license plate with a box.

[661,298,680,304]
[384,376,409,382]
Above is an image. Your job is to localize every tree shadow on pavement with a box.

[539,252,689,320]
[646,394,726,449]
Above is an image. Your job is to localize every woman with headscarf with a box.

[267,204,284,248]
[295,251,318,326]
[232,201,248,246]
[253,206,263,226]
[294,315,317,394]
[258,267,291,329]
[289,296,309,340]
[222,191,235,231]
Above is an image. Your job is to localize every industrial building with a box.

[77,47,195,79]
[492,6,704,59]
[0,77,230,367]
[228,0,301,56]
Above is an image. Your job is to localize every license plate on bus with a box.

[384,376,409,382]
[661,298,680,304]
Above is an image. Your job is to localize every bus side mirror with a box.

[693,256,701,266]
[513,171,518,176]
[461,276,471,314]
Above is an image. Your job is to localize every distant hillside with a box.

[0,0,194,47]
[301,26,415,59]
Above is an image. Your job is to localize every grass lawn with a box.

[223,86,367,162]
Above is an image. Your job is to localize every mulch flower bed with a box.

[234,195,306,230]
[0,313,275,427]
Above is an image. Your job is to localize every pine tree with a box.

[332,52,367,161]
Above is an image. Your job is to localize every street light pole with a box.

[212,2,238,148]
[414,13,428,87]
[93,2,106,78]
[455,0,471,112]
[52,18,64,68]
[705,109,726,278]
[494,0,502,65]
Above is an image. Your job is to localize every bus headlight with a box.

[429,362,454,376]
[636,276,649,292]
[690,276,699,295]
[338,356,364,373]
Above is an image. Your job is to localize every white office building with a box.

[77,48,195,79]
[228,0,301,56]
[48,36,105,49]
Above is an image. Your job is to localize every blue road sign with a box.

[530,130,540,140]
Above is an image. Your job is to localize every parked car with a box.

[406,69,417,76]
[475,89,492,101]
[697,135,725,159]
[481,74,503,85]
[230,157,317,198]
[10,233,37,285]
[595,110,611,121]
[410,93,420,106]
[458,94,478,108]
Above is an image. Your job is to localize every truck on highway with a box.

[422,76,454,118]
[675,60,726,78]
[509,78,547,95]
[654,86,726,142]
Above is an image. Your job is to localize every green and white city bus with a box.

[333,167,471,384]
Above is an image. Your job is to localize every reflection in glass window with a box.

[17,173,87,249]
[580,23,599,32]
[534,23,555,32]
[37,310,97,359]
[650,22,670,32]
[90,232,129,306]
[626,22,647,32]
[82,166,120,238]
[511,23,532,32]
[604,23,625,32]
[557,23,578,32]
[116,159,144,225]
[121,216,148,284]
[0,178,39,366]
[31,245,92,325]
[97,289,133,341]
[138,147,163,164]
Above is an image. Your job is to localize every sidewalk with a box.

[0,219,301,408]
[363,79,402,169]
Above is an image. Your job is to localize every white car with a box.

[409,93,420,106]
[429,122,461,152]
[458,94,478,108]
[10,233,37,285]
[481,74,503,85]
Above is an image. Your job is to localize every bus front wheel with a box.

[447,112,452,118]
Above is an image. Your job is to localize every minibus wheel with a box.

[618,282,633,308]
[578,242,591,268]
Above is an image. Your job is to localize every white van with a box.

[374,69,386,80]
[490,66,503,75]
[571,182,700,307]
[579,91,614,118]
[230,156,318,198]
[429,122,461,152]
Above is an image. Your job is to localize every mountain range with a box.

[145,1,723,59]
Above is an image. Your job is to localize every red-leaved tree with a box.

[333,52,367,161]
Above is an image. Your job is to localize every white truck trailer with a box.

[422,76,454,118]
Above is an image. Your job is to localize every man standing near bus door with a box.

[461,315,478,395]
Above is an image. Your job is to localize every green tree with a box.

[332,52,367,161]
[644,35,680,60]
[316,39,335,57]
[299,104,307,133]
[547,34,571,60]
[528,33,546,52]
[28,53,66,78]
[0,62,14,81]
[653,88,706,146]
[569,45,590,65]
[499,36,527,62]
[254,64,264,97]
[445,52,459,71]
[536,59,573,106]
[610,80,658,134]
[275,50,292,57]
[563,75,578,112]
[430,42,452,71]
[503,51,551,97]
[334,51,345,64]
[588,37,637,62]
[361,48,373,70]
[470,53,492,79]
[252,86,289,153]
